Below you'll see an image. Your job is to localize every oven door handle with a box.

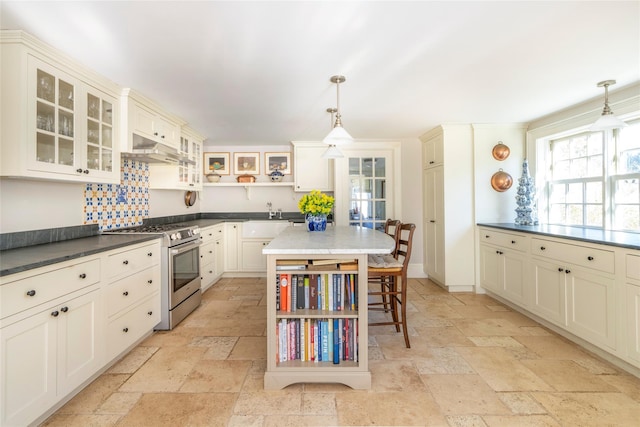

[170,240,202,255]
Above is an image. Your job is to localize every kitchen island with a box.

[262,226,396,389]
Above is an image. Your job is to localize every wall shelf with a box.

[203,181,295,199]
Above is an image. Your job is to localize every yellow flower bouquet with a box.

[298,190,334,215]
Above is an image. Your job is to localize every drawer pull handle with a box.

[79,273,87,279]
[123,260,129,265]
[540,246,546,251]
[485,235,490,238]
[26,290,36,297]
[430,220,436,223]
[565,269,571,274]
[147,311,153,316]
[148,280,153,284]
[51,310,59,317]
[429,160,435,164]
[123,291,129,296]
[148,252,153,257]
[498,251,503,255]
[558,267,564,272]
[209,250,213,253]
[587,256,594,261]
[511,240,516,244]
[60,306,68,313]
[123,327,129,333]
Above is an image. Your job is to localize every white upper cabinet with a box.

[0,31,121,183]
[149,126,203,190]
[120,88,185,152]
[292,141,334,192]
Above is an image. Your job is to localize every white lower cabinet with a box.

[0,286,102,427]
[241,240,271,271]
[224,223,241,272]
[200,224,224,290]
[478,226,634,371]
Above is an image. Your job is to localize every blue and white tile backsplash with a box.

[84,159,149,230]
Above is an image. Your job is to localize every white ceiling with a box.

[2,1,639,146]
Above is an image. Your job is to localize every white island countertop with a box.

[263,225,396,255]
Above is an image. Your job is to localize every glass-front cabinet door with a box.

[33,64,76,171]
[85,91,115,177]
[190,139,202,187]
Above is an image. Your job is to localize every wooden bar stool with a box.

[367,223,416,348]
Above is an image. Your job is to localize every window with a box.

[348,157,388,231]
[545,120,640,231]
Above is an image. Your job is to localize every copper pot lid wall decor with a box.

[492,141,511,161]
[184,190,197,207]
[491,169,513,192]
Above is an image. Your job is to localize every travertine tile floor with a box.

[42,277,640,426]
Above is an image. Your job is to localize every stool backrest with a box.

[396,223,416,272]
[384,219,402,257]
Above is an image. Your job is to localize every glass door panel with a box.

[87,93,114,172]
[348,156,388,230]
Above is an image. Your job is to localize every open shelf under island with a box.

[262,226,396,390]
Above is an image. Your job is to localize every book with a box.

[276,264,307,271]
[333,319,340,364]
[296,275,305,310]
[280,274,289,312]
[338,262,358,271]
[328,319,334,362]
[290,275,297,312]
[321,320,329,362]
[310,258,355,265]
[303,275,310,309]
[309,274,317,309]
[306,263,338,271]
[275,274,280,311]
[276,259,309,266]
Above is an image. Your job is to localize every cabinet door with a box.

[503,250,527,305]
[84,89,118,180]
[57,288,103,396]
[225,223,240,271]
[531,258,566,326]
[626,283,640,363]
[29,58,79,176]
[241,240,270,271]
[214,236,224,278]
[130,102,155,140]
[293,143,333,192]
[423,134,443,168]
[566,269,616,350]
[1,308,57,427]
[423,166,444,283]
[479,245,501,293]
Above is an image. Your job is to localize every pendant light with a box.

[590,80,628,131]
[322,108,344,158]
[323,75,354,145]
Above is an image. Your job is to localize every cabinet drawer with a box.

[106,267,160,318]
[107,242,160,279]
[200,225,223,244]
[201,265,216,288]
[480,229,527,252]
[106,292,160,360]
[1,259,100,319]
[531,238,614,274]
[627,254,640,282]
[200,241,215,265]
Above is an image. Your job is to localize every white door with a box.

[334,146,399,229]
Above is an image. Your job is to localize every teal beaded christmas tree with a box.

[515,159,538,225]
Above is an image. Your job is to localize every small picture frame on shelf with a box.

[203,152,230,175]
[265,152,291,175]
[233,152,260,175]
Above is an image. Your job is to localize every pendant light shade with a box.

[590,80,628,131]
[322,107,344,158]
[323,75,354,146]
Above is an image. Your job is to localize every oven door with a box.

[169,239,202,309]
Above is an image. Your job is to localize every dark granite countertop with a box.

[477,223,640,250]
[1,234,161,277]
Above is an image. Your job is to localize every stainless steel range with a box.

[103,223,202,330]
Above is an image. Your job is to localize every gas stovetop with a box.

[102,223,200,245]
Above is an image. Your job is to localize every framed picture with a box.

[233,152,260,175]
[265,152,291,175]
[203,152,230,175]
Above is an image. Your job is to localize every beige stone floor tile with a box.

[40,414,122,426]
[140,329,195,347]
[249,359,267,375]
[234,391,303,415]
[189,336,238,360]
[413,326,474,348]
[518,326,553,336]
[119,346,206,392]
[467,336,524,347]
[446,414,488,427]
[521,359,620,392]
[227,414,264,427]
[263,415,340,426]
[422,374,511,416]
[486,304,510,312]
[241,373,303,393]
[451,304,506,319]
[107,346,158,374]
[482,414,561,426]
[57,373,130,414]
[368,345,385,360]
[572,355,621,374]
[118,392,236,426]
[531,391,640,426]
[599,373,640,402]
[513,335,591,360]
[96,392,142,414]
[301,392,337,415]
[369,359,428,391]
[228,336,267,360]
[180,359,252,392]
[335,391,448,426]
[453,293,501,306]
[497,392,548,414]
[452,318,524,337]
[456,347,553,392]
[414,347,476,375]
[375,333,432,359]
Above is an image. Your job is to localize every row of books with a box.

[275,258,359,271]
[276,318,358,364]
[276,273,358,312]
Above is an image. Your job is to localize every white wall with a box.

[0,178,85,233]
[400,138,426,278]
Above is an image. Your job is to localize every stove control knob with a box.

[175,232,182,240]
[170,233,177,240]
[193,227,200,235]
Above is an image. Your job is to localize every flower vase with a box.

[305,213,327,232]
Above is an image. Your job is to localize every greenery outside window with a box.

[545,120,640,232]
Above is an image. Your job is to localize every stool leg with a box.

[400,275,410,348]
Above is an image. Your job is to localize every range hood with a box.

[121,134,194,164]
